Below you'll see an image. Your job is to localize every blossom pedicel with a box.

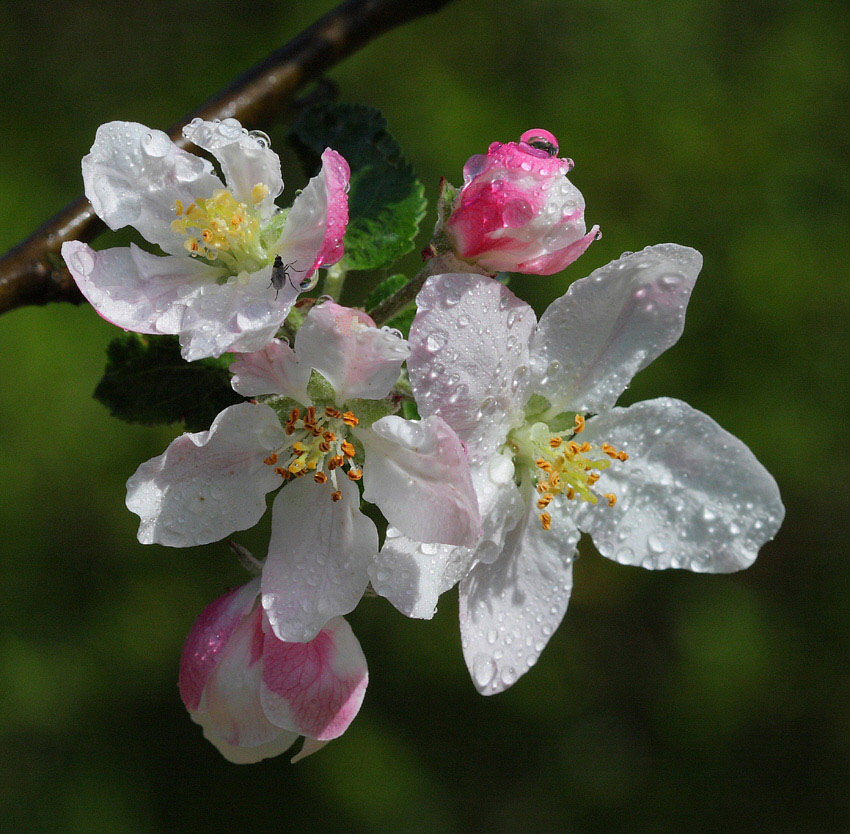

[375,245,784,694]
[62,118,350,360]
[179,579,367,764]
[435,129,599,275]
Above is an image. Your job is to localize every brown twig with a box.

[0,0,455,316]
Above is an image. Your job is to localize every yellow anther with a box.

[322,431,337,443]
[536,458,552,472]
[604,493,617,507]
[537,494,553,510]
[540,512,552,531]
[325,407,342,419]
[565,487,576,500]
[292,441,307,453]
[342,411,359,427]
[347,469,363,481]
[341,441,356,458]
[587,472,600,485]
[331,491,343,502]
[549,436,563,449]
[573,414,586,433]
[201,229,214,243]
[252,182,270,204]
[274,466,287,477]
[314,472,328,484]
[580,442,592,453]
[263,453,279,466]
[288,458,307,474]
[617,451,629,461]
[567,441,580,455]
[184,238,200,254]
[289,408,300,422]
[174,199,185,216]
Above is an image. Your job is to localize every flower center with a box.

[171,183,270,272]
[507,414,628,529]
[262,405,362,501]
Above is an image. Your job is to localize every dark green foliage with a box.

[94,334,243,432]
[365,273,408,311]
[289,103,427,271]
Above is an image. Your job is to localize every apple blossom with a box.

[434,129,598,275]
[373,245,784,695]
[179,578,367,763]
[126,300,480,643]
[62,118,350,360]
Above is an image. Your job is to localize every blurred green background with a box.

[1,0,848,831]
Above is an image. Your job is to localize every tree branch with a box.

[0,0,455,316]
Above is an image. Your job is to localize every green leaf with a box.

[365,274,408,310]
[94,334,243,432]
[289,103,427,271]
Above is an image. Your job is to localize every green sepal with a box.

[306,370,336,404]
[264,395,308,422]
[289,103,427,271]
[345,397,399,426]
[94,334,243,432]
[400,399,421,421]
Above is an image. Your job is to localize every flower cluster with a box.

[65,121,784,762]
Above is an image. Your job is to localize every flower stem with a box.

[369,265,429,324]
[323,263,347,300]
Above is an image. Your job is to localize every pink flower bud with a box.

[178,580,368,764]
[441,129,598,275]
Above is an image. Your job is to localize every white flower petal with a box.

[62,241,220,335]
[126,403,284,547]
[294,301,409,402]
[460,486,578,695]
[229,338,312,402]
[368,456,523,619]
[532,244,702,414]
[177,263,299,361]
[409,273,536,464]
[183,118,283,219]
[573,398,785,572]
[276,148,350,280]
[262,476,378,643]
[360,415,481,547]
[82,121,222,254]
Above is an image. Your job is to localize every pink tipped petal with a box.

[82,121,222,255]
[229,339,311,402]
[573,398,785,573]
[202,607,281,748]
[445,133,592,275]
[359,415,481,548]
[177,263,299,361]
[515,226,598,274]
[460,487,578,695]
[260,616,368,741]
[183,118,283,219]
[532,244,702,415]
[126,403,284,547]
[179,578,260,712]
[295,301,409,402]
[262,476,378,643]
[276,148,350,281]
[409,273,536,464]
[61,241,220,335]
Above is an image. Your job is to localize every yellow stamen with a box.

[331,491,342,502]
[342,412,359,427]
[263,453,279,466]
[604,493,617,507]
[540,512,552,531]
[347,469,363,481]
[573,414,586,434]
[251,182,270,204]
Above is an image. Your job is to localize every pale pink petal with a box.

[229,339,311,403]
[176,263,300,361]
[573,398,785,572]
[82,121,223,255]
[61,241,220,335]
[183,118,283,220]
[276,148,350,281]
[201,607,280,748]
[179,578,260,712]
[260,616,368,741]
[532,244,702,414]
[295,301,409,402]
[369,453,523,618]
[126,403,284,547]
[192,713,298,764]
[359,415,481,548]
[409,273,536,464]
[459,486,578,695]
[262,476,378,642]
[515,226,598,274]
